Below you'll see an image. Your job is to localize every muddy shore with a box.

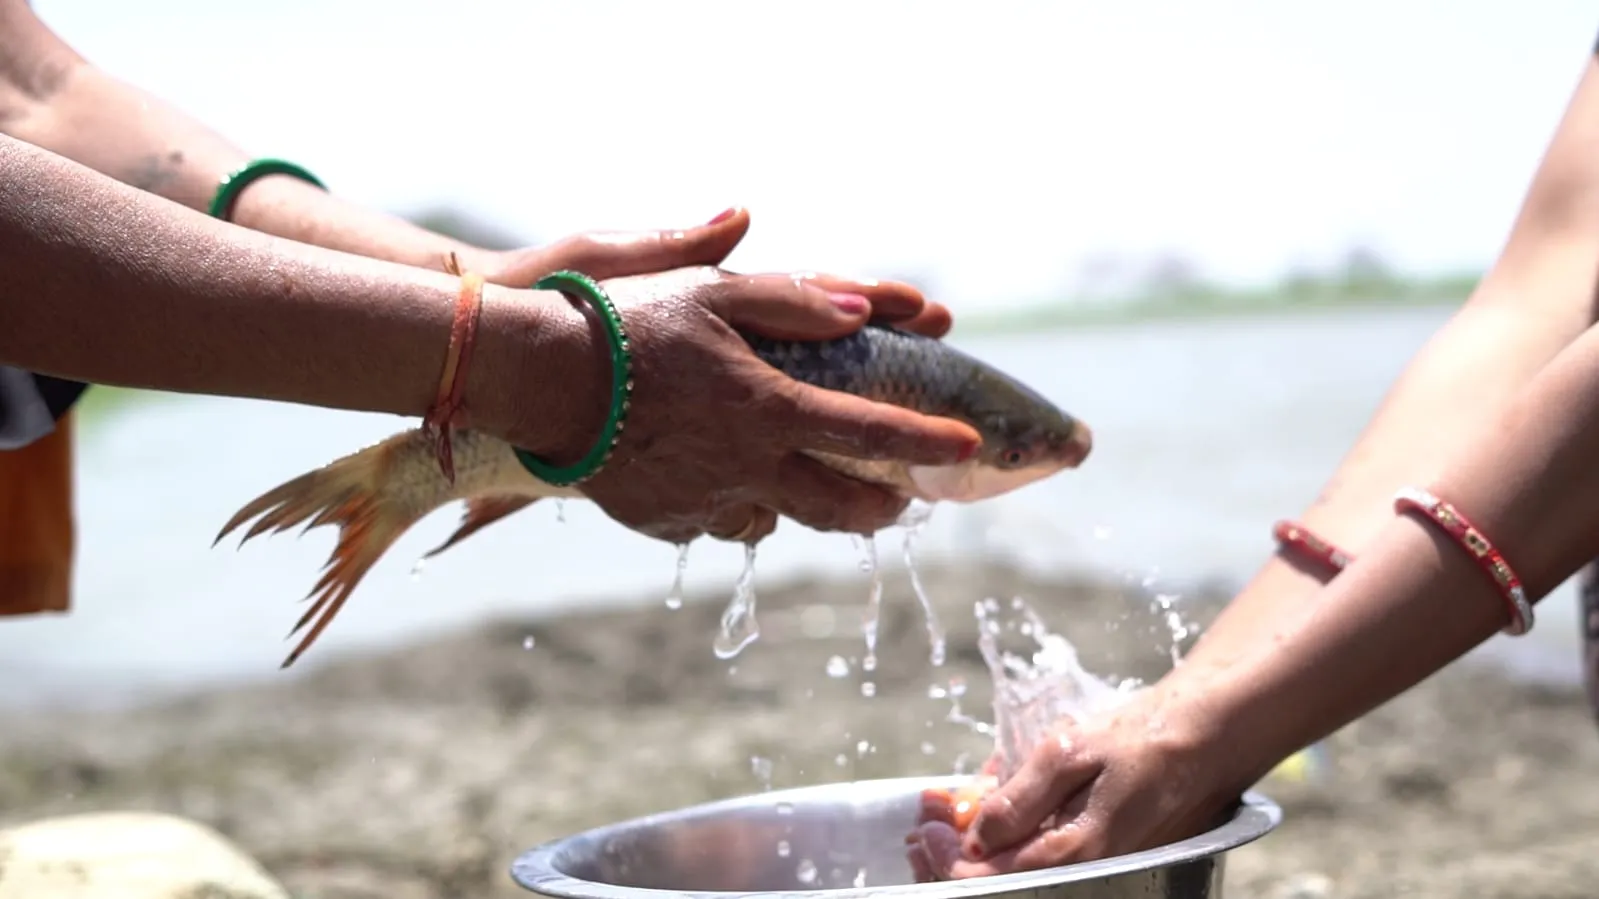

[1,560,1596,899]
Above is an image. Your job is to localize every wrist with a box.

[463,285,609,462]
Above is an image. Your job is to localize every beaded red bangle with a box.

[1393,487,1533,636]
[1272,520,1353,575]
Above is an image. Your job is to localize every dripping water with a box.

[664,543,690,610]
[713,544,760,659]
[898,501,946,667]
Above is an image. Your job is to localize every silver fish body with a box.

[743,323,1093,502]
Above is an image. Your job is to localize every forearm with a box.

[0,1,481,269]
[0,134,551,438]
[1205,319,1599,789]
[1183,56,1599,670]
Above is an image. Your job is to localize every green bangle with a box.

[208,158,327,221]
[514,270,634,487]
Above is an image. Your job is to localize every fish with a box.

[215,323,1095,669]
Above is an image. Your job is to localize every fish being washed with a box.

[216,323,1095,668]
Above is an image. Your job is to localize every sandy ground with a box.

[2,560,1597,899]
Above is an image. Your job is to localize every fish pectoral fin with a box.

[422,494,539,561]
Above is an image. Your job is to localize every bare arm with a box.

[0,133,578,457]
[0,0,486,270]
[1181,54,1599,673]
[1207,314,1599,790]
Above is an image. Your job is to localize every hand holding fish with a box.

[470,208,955,341]
[502,264,986,545]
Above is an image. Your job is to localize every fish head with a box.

[907,367,1092,504]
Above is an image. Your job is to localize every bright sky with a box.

[31,0,1599,311]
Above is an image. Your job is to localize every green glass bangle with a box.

[208,158,327,221]
[514,270,634,487]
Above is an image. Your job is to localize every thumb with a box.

[538,207,751,282]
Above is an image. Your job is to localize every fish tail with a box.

[214,431,478,668]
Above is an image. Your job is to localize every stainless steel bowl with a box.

[511,776,1280,899]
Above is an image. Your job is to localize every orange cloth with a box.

[0,411,75,615]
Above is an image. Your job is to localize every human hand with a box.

[500,264,982,546]
[476,207,955,339]
[906,686,1236,880]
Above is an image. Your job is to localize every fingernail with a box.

[962,836,984,861]
[956,440,979,462]
[828,291,870,315]
[707,207,738,225]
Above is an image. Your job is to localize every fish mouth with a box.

[1059,419,1094,468]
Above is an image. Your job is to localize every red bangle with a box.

[1272,520,1353,574]
[423,252,485,484]
[1393,487,1533,636]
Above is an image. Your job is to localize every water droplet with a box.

[521,635,535,650]
[776,840,791,858]
[920,741,937,755]
[825,656,850,678]
[853,867,868,888]
[927,684,947,699]
[555,499,567,524]
[796,860,818,885]
[713,545,760,659]
[775,801,794,816]
[834,753,848,767]
[751,755,774,789]
[855,739,872,758]
[860,681,876,698]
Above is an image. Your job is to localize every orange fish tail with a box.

[215,433,428,669]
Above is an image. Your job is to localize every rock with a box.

[0,812,287,899]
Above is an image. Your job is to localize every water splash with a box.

[1152,590,1195,666]
[899,501,947,667]
[962,596,1132,782]
[713,544,760,659]
[664,543,690,610]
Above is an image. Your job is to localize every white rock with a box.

[0,812,288,899]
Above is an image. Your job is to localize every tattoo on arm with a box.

[127,150,185,194]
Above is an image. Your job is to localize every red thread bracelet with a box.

[1393,487,1533,636]
[423,252,484,485]
[1272,520,1352,575]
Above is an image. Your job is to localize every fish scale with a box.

[743,324,974,413]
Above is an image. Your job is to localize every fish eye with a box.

[1001,446,1029,468]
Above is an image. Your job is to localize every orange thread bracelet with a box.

[1272,520,1352,575]
[1393,487,1533,636]
[423,252,485,484]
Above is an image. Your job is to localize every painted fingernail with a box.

[828,291,870,314]
[956,440,980,462]
[707,207,738,225]
[962,836,984,861]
